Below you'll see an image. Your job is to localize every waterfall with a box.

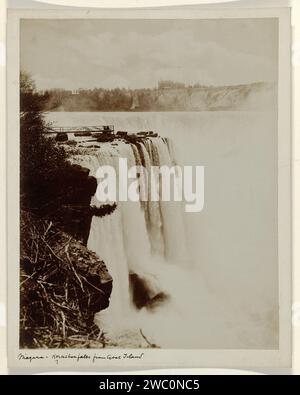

[72,136,188,342]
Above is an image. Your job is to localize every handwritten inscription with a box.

[18,352,144,365]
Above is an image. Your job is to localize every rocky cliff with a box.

[20,163,117,349]
[20,210,113,348]
[155,82,276,111]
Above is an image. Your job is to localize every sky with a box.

[20,18,278,90]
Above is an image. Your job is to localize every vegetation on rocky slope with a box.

[20,72,115,348]
[20,211,112,348]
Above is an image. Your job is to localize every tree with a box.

[20,72,117,229]
[20,71,69,212]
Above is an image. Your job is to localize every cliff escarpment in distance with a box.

[156,82,276,111]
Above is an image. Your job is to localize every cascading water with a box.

[72,136,189,344]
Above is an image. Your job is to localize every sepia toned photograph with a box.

[4,1,293,372]
[18,16,281,351]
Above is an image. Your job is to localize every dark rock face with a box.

[28,162,102,245]
[130,273,170,311]
[49,163,117,245]
[50,164,98,244]
[55,132,68,142]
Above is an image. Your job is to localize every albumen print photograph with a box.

[19,17,279,350]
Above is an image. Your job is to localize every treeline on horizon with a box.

[42,87,153,111]
[39,80,216,112]
[23,73,267,112]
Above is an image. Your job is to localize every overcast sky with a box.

[20,18,278,90]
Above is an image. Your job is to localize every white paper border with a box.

[6,5,292,371]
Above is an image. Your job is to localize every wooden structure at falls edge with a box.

[47,124,115,134]
[45,125,158,142]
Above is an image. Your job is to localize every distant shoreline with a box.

[38,82,275,113]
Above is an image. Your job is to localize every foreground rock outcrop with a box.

[20,210,112,348]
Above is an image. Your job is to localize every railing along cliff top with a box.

[45,125,114,134]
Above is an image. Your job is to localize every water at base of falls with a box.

[72,136,194,348]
